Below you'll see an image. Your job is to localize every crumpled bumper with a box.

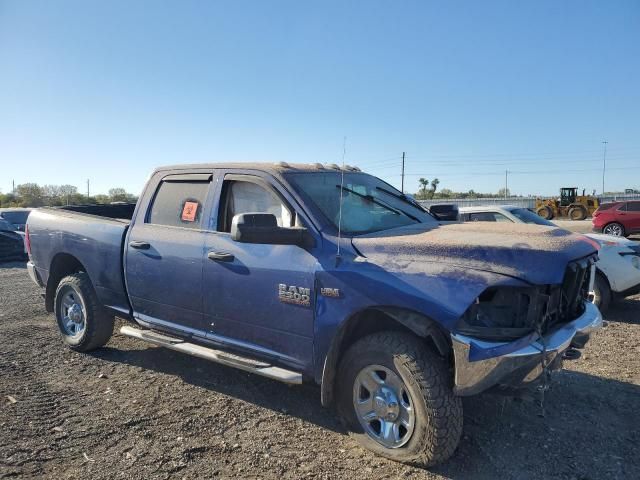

[451,302,603,396]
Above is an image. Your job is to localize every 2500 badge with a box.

[278,284,311,307]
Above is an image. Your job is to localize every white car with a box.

[459,205,640,313]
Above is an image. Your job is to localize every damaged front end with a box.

[451,255,602,396]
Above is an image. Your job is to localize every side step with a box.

[120,325,302,384]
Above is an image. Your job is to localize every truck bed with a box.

[27,207,132,317]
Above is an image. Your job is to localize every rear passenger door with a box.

[125,172,213,332]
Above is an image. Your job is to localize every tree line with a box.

[413,177,513,200]
[0,183,138,208]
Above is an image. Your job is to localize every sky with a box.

[1,0,639,197]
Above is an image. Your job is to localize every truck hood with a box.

[351,223,598,285]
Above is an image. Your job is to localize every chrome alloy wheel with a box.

[603,223,624,236]
[60,290,86,337]
[353,365,415,448]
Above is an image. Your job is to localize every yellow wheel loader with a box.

[535,187,599,221]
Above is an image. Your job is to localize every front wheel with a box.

[569,207,587,221]
[54,273,114,352]
[537,206,553,220]
[337,332,463,467]
[591,272,612,314]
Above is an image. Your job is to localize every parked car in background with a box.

[0,218,27,262]
[428,203,459,221]
[0,208,32,232]
[592,201,640,237]
[460,205,640,313]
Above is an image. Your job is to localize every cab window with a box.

[468,212,512,223]
[147,179,210,229]
[217,178,294,233]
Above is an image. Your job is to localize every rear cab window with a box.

[147,174,211,229]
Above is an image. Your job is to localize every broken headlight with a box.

[455,286,549,341]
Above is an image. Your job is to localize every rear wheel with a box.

[537,206,553,220]
[54,273,114,352]
[337,332,463,467]
[603,222,625,237]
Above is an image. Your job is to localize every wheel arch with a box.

[320,306,451,407]
[595,267,613,292]
[45,253,88,312]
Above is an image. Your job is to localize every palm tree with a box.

[418,178,430,199]
[430,178,440,198]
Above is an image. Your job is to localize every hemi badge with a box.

[320,288,340,298]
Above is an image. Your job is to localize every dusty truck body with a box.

[25,163,602,466]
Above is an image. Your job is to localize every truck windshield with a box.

[510,208,556,226]
[285,172,437,234]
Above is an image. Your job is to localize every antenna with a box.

[336,137,346,263]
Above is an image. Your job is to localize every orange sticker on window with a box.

[181,201,199,222]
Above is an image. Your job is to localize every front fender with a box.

[314,259,529,405]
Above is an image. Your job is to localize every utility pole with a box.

[12,180,15,194]
[602,140,608,195]
[401,152,406,193]
[87,179,90,202]
[504,170,509,199]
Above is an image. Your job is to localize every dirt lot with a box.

[1,262,639,480]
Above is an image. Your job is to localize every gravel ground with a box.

[1,261,639,480]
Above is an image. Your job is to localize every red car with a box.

[592,200,640,237]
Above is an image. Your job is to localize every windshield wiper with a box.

[336,185,420,222]
[375,186,427,211]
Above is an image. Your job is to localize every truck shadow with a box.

[604,296,640,325]
[95,340,345,434]
[95,338,640,478]
[433,369,640,479]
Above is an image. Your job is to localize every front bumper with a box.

[451,302,602,396]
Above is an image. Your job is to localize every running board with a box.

[119,325,302,384]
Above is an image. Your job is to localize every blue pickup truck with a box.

[26,163,602,466]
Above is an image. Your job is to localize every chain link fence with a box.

[419,193,640,209]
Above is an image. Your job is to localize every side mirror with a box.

[230,213,312,247]
[429,204,459,221]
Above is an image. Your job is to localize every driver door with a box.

[201,171,317,372]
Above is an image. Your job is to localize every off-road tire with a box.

[537,205,553,220]
[592,272,612,314]
[569,206,587,221]
[336,332,463,467]
[54,273,114,352]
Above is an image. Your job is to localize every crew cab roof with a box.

[153,162,363,176]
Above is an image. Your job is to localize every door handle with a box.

[129,241,151,250]
[208,251,234,262]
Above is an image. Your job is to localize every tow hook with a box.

[562,348,582,361]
